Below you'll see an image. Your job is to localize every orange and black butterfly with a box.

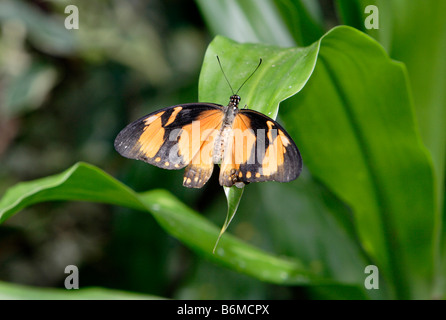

[114,58,302,188]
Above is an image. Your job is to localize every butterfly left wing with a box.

[114,103,224,173]
[219,109,302,187]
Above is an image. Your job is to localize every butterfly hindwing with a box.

[219,109,302,187]
[114,103,224,174]
[182,116,222,188]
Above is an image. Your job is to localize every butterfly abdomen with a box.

[213,105,238,164]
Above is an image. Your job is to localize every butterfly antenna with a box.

[235,58,262,95]
[216,56,235,95]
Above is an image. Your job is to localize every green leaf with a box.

[387,2,446,201]
[280,26,436,299]
[0,162,146,224]
[0,162,326,285]
[213,186,244,253]
[337,0,446,210]
[337,0,446,297]
[0,281,163,300]
[198,36,318,118]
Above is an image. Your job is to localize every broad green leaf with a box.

[387,2,446,201]
[280,26,436,299]
[0,162,146,224]
[371,3,446,296]
[337,0,446,210]
[198,35,318,118]
[337,0,446,297]
[0,162,328,285]
[0,281,163,300]
[336,0,446,187]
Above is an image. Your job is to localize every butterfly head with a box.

[229,95,241,108]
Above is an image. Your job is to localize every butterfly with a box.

[114,57,302,188]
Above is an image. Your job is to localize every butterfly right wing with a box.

[114,103,224,173]
[219,109,302,187]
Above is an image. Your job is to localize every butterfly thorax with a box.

[212,96,240,164]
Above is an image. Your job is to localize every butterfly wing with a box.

[114,103,224,178]
[219,109,302,187]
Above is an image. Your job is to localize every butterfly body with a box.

[213,95,240,164]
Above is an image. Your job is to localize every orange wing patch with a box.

[137,111,165,158]
[177,110,223,165]
[261,128,285,176]
[278,129,290,147]
[232,114,256,165]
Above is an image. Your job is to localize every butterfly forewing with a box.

[114,103,224,172]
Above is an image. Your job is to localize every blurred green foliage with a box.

[0,0,209,298]
[0,0,445,300]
